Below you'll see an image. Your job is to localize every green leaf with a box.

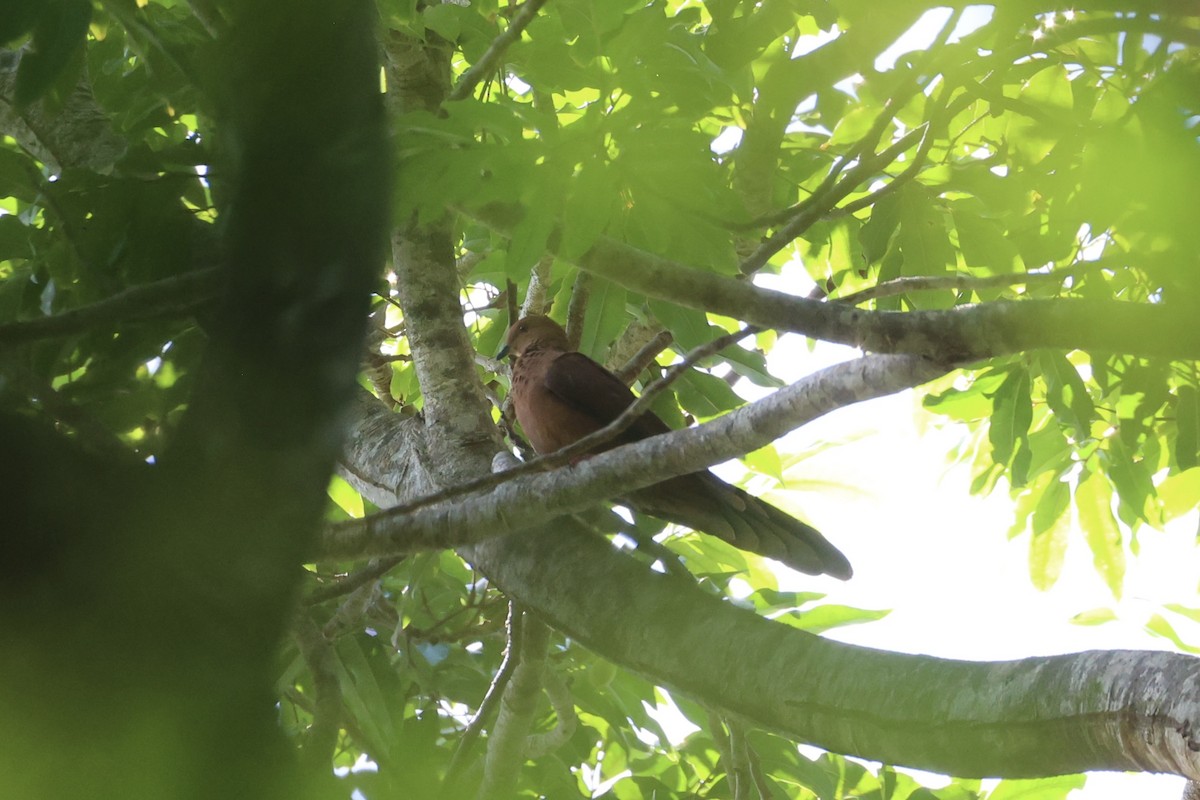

[744,444,784,484]
[0,147,41,204]
[897,184,956,308]
[327,474,365,519]
[1175,386,1200,471]
[334,637,396,750]
[676,369,743,418]
[827,105,880,148]
[1145,614,1200,654]
[560,158,618,261]
[720,344,784,388]
[647,300,712,350]
[1104,436,1160,529]
[859,190,901,265]
[1070,607,1117,626]
[1028,477,1070,590]
[989,366,1032,468]
[576,278,627,359]
[15,0,91,106]
[1036,352,1095,438]
[1020,64,1073,113]
[950,202,1022,275]
[778,603,890,634]
[0,215,34,261]
[441,98,526,142]
[506,205,557,276]
[1075,470,1125,599]
[1158,467,1200,522]
[923,376,1000,422]
[1163,604,1200,624]
[422,2,468,41]
[986,774,1085,800]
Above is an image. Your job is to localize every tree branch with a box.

[564,269,591,351]
[477,612,551,799]
[320,353,943,560]
[570,235,1200,362]
[835,261,1113,306]
[335,351,1200,785]
[738,126,928,274]
[0,267,221,345]
[0,48,127,173]
[461,206,1200,362]
[467,518,1200,780]
[524,668,576,758]
[447,0,549,103]
[614,328,673,385]
[444,601,522,794]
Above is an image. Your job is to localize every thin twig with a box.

[447,0,549,103]
[304,556,405,605]
[830,120,936,219]
[836,260,1112,306]
[738,125,927,274]
[614,329,674,385]
[735,10,961,274]
[443,601,523,795]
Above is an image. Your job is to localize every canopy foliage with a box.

[1,1,1199,799]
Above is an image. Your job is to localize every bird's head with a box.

[498,315,570,359]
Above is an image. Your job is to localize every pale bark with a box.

[335,378,1200,784]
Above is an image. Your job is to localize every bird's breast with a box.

[515,383,604,454]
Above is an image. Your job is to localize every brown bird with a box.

[499,315,852,579]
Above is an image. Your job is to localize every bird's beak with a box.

[497,343,511,359]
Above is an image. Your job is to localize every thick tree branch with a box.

[572,236,1200,362]
[468,519,1200,780]
[320,354,943,560]
[0,48,127,173]
[385,28,506,482]
[335,354,1200,786]
[477,613,550,799]
[461,207,1200,362]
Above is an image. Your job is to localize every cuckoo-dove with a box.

[499,315,852,579]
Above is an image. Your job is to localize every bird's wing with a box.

[540,353,853,578]
[542,352,672,441]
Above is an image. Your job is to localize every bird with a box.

[498,315,852,579]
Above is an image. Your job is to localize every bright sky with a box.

[711,264,1200,799]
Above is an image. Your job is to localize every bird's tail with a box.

[624,473,852,579]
